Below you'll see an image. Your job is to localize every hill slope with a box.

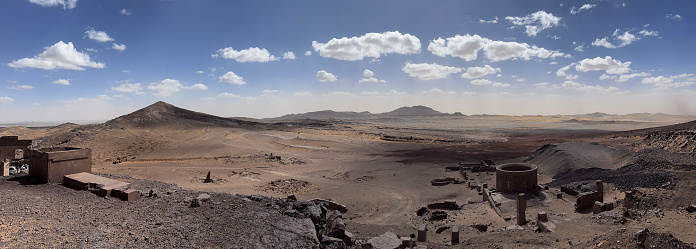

[105,101,261,128]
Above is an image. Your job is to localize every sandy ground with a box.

[3,108,696,248]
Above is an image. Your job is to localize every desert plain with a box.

[2,101,696,248]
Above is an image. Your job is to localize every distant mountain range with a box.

[265,105,464,121]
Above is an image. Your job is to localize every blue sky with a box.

[1,0,695,122]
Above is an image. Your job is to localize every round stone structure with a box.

[495,163,538,194]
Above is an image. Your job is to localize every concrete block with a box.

[112,189,141,201]
[537,211,548,222]
[451,225,459,244]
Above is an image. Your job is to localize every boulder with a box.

[366,232,402,249]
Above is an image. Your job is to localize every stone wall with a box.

[28,147,92,183]
[495,163,538,194]
[0,136,31,161]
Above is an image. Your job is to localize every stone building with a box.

[28,147,92,183]
[0,136,31,161]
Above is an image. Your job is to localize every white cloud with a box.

[8,85,34,90]
[8,41,105,70]
[262,89,279,94]
[112,82,143,93]
[479,16,499,24]
[111,43,126,51]
[85,28,114,43]
[461,65,500,79]
[550,61,558,65]
[562,81,621,93]
[428,34,567,62]
[496,74,502,78]
[28,0,77,9]
[505,10,562,37]
[666,14,683,21]
[402,62,461,80]
[120,9,131,16]
[282,51,296,60]
[51,79,71,85]
[311,31,421,61]
[639,30,659,36]
[219,71,246,85]
[428,34,488,61]
[147,79,184,97]
[196,70,204,74]
[599,74,617,80]
[219,92,241,98]
[516,78,525,82]
[470,79,493,85]
[186,83,208,90]
[304,51,312,56]
[556,63,576,77]
[359,77,386,83]
[575,56,631,74]
[0,96,14,103]
[316,70,338,82]
[573,42,585,52]
[593,29,654,48]
[591,37,616,48]
[214,47,279,63]
[492,82,511,87]
[122,70,130,74]
[363,69,374,77]
[422,87,456,95]
[616,72,650,82]
[642,74,695,89]
[570,4,596,15]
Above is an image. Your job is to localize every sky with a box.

[1,0,695,122]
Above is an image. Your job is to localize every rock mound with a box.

[525,142,633,180]
[105,101,259,128]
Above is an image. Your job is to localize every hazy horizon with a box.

[2,0,695,122]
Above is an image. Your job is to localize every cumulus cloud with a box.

[85,28,114,43]
[112,82,143,93]
[111,43,126,51]
[461,65,500,79]
[51,79,71,85]
[666,14,683,21]
[556,63,576,78]
[505,11,562,37]
[262,89,279,94]
[470,79,510,87]
[575,56,631,74]
[402,62,461,81]
[642,73,695,89]
[196,70,204,74]
[616,72,650,82]
[428,34,567,62]
[120,9,131,16]
[534,82,560,89]
[0,96,14,103]
[28,0,77,9]
[593,28,657,48]
[311,31,421,61]
[359,69,386,83]
[8,41,105,70]
[214,47,279,63]
[479,16,498,24]
[186,83,208,90]
[146,79,204,97]
[8,85,34,90]
[492,82,512,87]
[570,4,596,15]
[282,51,296,60]
[639,29,659,36]
[304,51,312,56]
[599,74,617,80]
[218,92,241,98]
[562,81,621,93]
[219,71,246,85]
[317,70,338,82]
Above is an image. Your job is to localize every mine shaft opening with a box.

[496,163,536,172]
